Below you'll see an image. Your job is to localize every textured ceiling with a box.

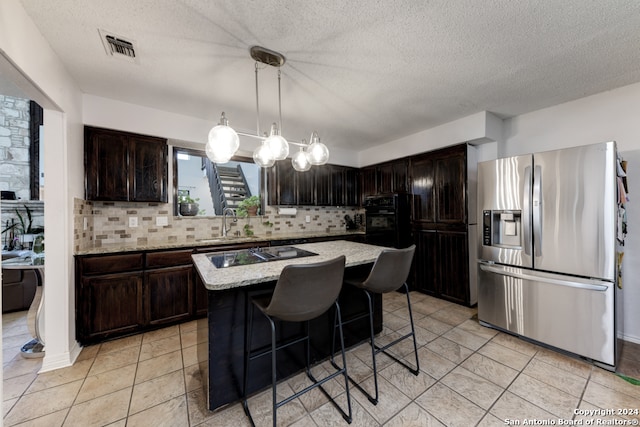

[17,0,640,152]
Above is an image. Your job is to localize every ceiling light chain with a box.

[205,46,329,172]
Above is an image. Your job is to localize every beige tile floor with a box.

[3,292,639,426]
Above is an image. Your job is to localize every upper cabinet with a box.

[361,158,409,197]
[410,144,468,225]
[267,162,360,207]
[85,126,168,202]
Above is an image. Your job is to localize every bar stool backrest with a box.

[264,255,346,322]
[362,245,416,294]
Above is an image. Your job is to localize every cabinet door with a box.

[79,273,143,342]
[344,167,360,206]
[435,153,466,223]
[297,168,315,205]
[273,161,297,205]
[85,128,129,201]
[315,166,332,206]
[437,231,469,304]
[331,166,345,206]
[392,159,409,193]
[360,166,378,198]
[410,155,435,223]
[130,135,168,202]
[145,265,193,326]
[413,230,437,295]
[377,163,393,194]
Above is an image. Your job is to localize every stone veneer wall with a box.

[73,198,363,253]
[0,95,31,200]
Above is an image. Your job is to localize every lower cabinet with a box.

[76,248,195,344]
[145,265,193,326]
[413,229,471,305]
[79,272,144,342]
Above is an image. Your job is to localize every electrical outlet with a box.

[156,216,168,226]
[129,217,138,227]
[305,215,311,223]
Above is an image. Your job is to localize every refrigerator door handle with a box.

[523,166,532,256]
[533,165,542,256]
[479,263,609,292]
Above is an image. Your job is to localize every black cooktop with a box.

[208,246,318,268]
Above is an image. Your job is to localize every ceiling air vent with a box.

[98,29,139,63]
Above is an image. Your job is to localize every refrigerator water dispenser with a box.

[483,210,522,248]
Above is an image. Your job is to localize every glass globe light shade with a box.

[307,131,329,165]
[253,141,276,168]
[205,113,239,163]
[265,123,289,160]
[291,147,311,172]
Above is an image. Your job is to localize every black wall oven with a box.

[365,194,411,248]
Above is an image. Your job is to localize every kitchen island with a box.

[192,240,386,411]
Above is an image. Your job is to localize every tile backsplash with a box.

[74,198,363,253]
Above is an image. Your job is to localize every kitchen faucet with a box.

[222,207,237,237]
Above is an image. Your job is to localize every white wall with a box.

[83,95,361,167]
[358,111,502,167]
[0,0,84,371]
[501,81,640,343]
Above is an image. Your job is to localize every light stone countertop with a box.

[75,231,365,255]
[192,240,386,291]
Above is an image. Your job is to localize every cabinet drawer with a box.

[80,253,144,275]
[146,249,194,268]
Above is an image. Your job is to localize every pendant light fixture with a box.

[205,112,239,164]
[291,140,311,172]
[205,46,329,171]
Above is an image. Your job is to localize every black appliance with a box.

[208,246,318,268]
[364,194,411,248]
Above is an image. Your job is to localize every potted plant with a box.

[1,205,44,250]
[178,194,200,216]
[237,195,260,217]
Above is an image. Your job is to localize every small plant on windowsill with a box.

[178,194,200,216]
[243,224,254,237]
[237,196,260,218]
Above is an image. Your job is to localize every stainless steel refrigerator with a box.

[477,141,621,369]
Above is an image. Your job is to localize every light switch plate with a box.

[129,217,138,227]
[305,215,311,223]
[156,216,168,226]
[83,217,88,231]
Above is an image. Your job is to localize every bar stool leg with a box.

[404,284,420,375]
[363,290,379,405]
[242,299,254,421]
[268,316,277,427]
[335,301,353,423]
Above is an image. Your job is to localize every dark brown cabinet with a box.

[76,252,145,343]
[297,167,316,205]
[344,167,360,206]
[411,144,468,225]
[361,166,378,197]
[76,248,195,344]
[144,249,194,326]
[268,160,297,205]
[409,143,476,306]
[413,229,470,304]
[85,126,168,202]
[268,162,360,207]
[360,159,408,198]
[79,273,144,340]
